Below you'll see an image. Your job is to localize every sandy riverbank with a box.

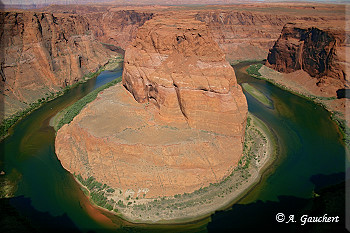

[256,65,349,126]
[74,112,278,224]
[249,64,349,150]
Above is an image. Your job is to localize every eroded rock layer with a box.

[0,11,117,117]
[195,10,293,63]
[55,15,247,198]
[42,5,154,50]
[40,4,346,65]
[123,15,247,136]
[266,22,349,91]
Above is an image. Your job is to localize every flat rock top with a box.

[77,83,215,145]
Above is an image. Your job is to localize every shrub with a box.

[106,188,115,193]
[56,77,122,130]
[246,64,263,77]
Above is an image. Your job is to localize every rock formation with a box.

[40,4,346,65]
[42,5,154,50]
[193,4,345,64]
[0,11,117,117]
[55,14,247,198]
[266,22,349,90]
[195,10,293,63]
[122,15,247,136]
[86,10,153,50]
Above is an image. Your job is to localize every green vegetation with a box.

[247,63,349,149]
[242,83,272,107]
[0,57,124,140]
[56,76,122,131]
[331,111,350,149]
[230,59,264,66]
[0,91,58,139]
[74,173,119,213]
[130,113,274,219]
[246,63,263,77]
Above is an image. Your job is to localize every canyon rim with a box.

[55,14,248,201]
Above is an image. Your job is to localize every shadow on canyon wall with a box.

[336,89,350,99]
[207,172,347,233]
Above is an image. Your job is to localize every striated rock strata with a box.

[42,5,154,50]
[0,11,117,117]
[55,15,247,198]
[87,9,153,50]
[122,15,248,136]
[195,10,293,63]
[41,4,346,65]
[195,4,346,64]
[266,22,349,93]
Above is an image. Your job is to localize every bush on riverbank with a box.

[0,91,59,139]
[331,112,350,148]
[56,76,122,130]
[74,173,119,212]
[248,63,349,149]
[0,67,104,139]
[0,57,123,140]
[246,63,263,77]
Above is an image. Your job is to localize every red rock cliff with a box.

[123,15,247,136]
[0,11,117,117]
[195,4,345,64]
[55,14,247,198]
[42,5,154,50]
[87,10,153,50]
[266,22,349,88]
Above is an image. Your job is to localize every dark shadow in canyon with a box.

[336,89,350,99]
[0,195,80,233]
[207,172,347,233]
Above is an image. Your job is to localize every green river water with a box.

[0,63,348,233]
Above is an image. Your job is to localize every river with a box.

[0,63,347,232]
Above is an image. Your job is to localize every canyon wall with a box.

[42,5,154,50]
[40,4,346,65]
[0,11,117,117]
[55,14,247,198]
[266,22,349,89]
[195,10,292,63]
[195,5,345,64]
[87,10,153,50]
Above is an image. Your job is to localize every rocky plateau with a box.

[55,14,248,198]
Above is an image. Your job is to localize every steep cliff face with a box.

[42,5,154,50]
[39,4,345,66]
[55,15,247,198]
[195,10,293,63]
[0,11,117,117]
[123,15,247,136]
[266,23,349,88]
[87,10,153,50]
[195,7,344,64]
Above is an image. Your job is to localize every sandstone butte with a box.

[55,14,248,198]
[266,22,349,96]
[2,4,346,119]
